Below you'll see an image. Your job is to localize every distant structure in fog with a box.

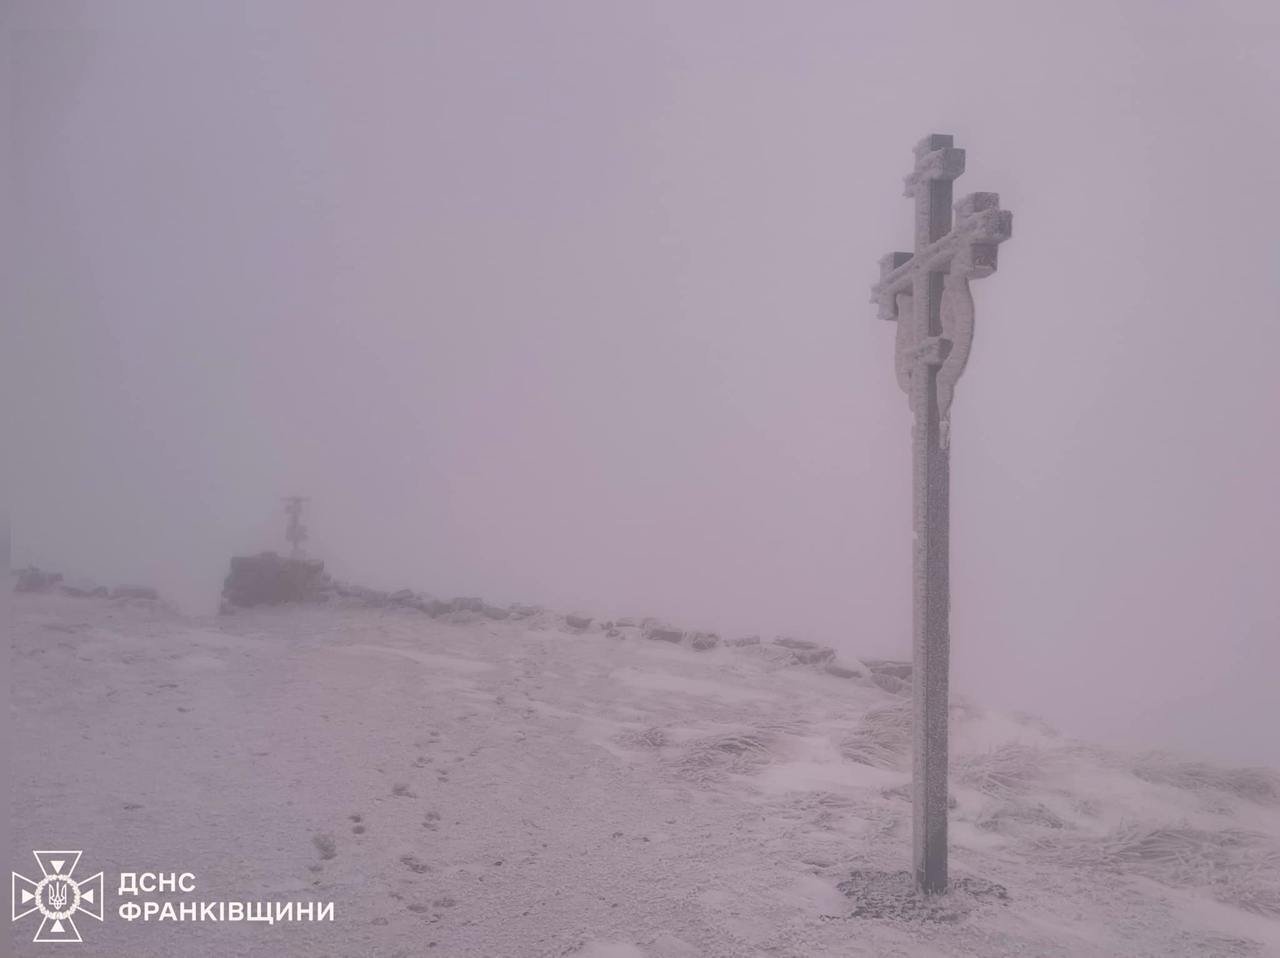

[283,496,310,559]
[870,134,1013,895]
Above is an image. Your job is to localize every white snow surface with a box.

[11,593,1280,957]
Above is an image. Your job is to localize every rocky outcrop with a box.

[59,579,109,598]
[213,558,898,690]
[688,632,720,651]
[772,637,836,666]
[645,626,685,644]
[825,662,863,679]
[14,566,160,600]
[221,552,328,609]
[863,658,912,681]
[14,567,62,593]
[113,585,160,600]
[871,673,909,695]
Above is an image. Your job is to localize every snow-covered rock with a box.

[773,637,837,666]
[59,578,108,598]
[112,584,160,600]
[688,632,720,651]
[220,551,326,608]
[645,626,684,644]
[824,662,862,679]
[14,566,62,592]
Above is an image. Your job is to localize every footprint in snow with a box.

[400,854,431,874]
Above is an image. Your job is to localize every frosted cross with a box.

[870,134,1012,894]
[284,495,309,559]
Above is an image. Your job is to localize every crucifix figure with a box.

[283,495,310,559]
[871,134,1012,894]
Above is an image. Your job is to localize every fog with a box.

[8,2,1279,764]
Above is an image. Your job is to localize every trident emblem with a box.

[46,881,69,912]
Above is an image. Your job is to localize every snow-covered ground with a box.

[11,592,1280,957]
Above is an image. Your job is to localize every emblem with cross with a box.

[11,850,105,942]
[870,134,1012,894]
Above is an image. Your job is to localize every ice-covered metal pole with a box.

[870,134,1012,894]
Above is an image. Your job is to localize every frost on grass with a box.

[1035,825,1280,916]
[840,701,912,769]
[673,730,776,784]
[954,746,1077,833]
[614,726,669,750]
[973,799,1067,833]
[952,743,1050,798]
[1128,753,1280,805]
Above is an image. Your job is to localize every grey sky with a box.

[7,1,1280,763]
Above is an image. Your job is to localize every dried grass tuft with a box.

[1035,824,1280,916]
[840,702,912,769]
[675,730,775,783]
[1129,753,1280,805]
[952,744,1050,798]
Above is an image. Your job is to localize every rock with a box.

[481,604,510,620]
[508,604,541,619]
[58,578,107,598]
[15,567,62,593]
[333,583,389,606]
[825,663,862,679]
[389,589,418,604]
[452,597,484,613]
[729,635,761,647]
[616,617,636,628]
[424,599,455,616]
[773,637,821,651]
[565,613,593,630]
[871,672,909,695]
[113,585,160,601]
[689,632,720,651]
[772,637,836,665]
[220,552,326,609]
[863,658,913,680]
[645,627,684,644]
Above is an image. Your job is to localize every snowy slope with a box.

[11,592,1280,957]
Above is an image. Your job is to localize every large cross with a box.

[871,134,1012,894]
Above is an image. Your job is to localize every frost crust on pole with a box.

[870,134,1012,894]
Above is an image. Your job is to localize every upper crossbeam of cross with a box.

[870,134,1012,436]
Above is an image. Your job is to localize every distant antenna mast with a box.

[283,496,309,558]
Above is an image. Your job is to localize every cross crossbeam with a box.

[870,134,1012,894]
